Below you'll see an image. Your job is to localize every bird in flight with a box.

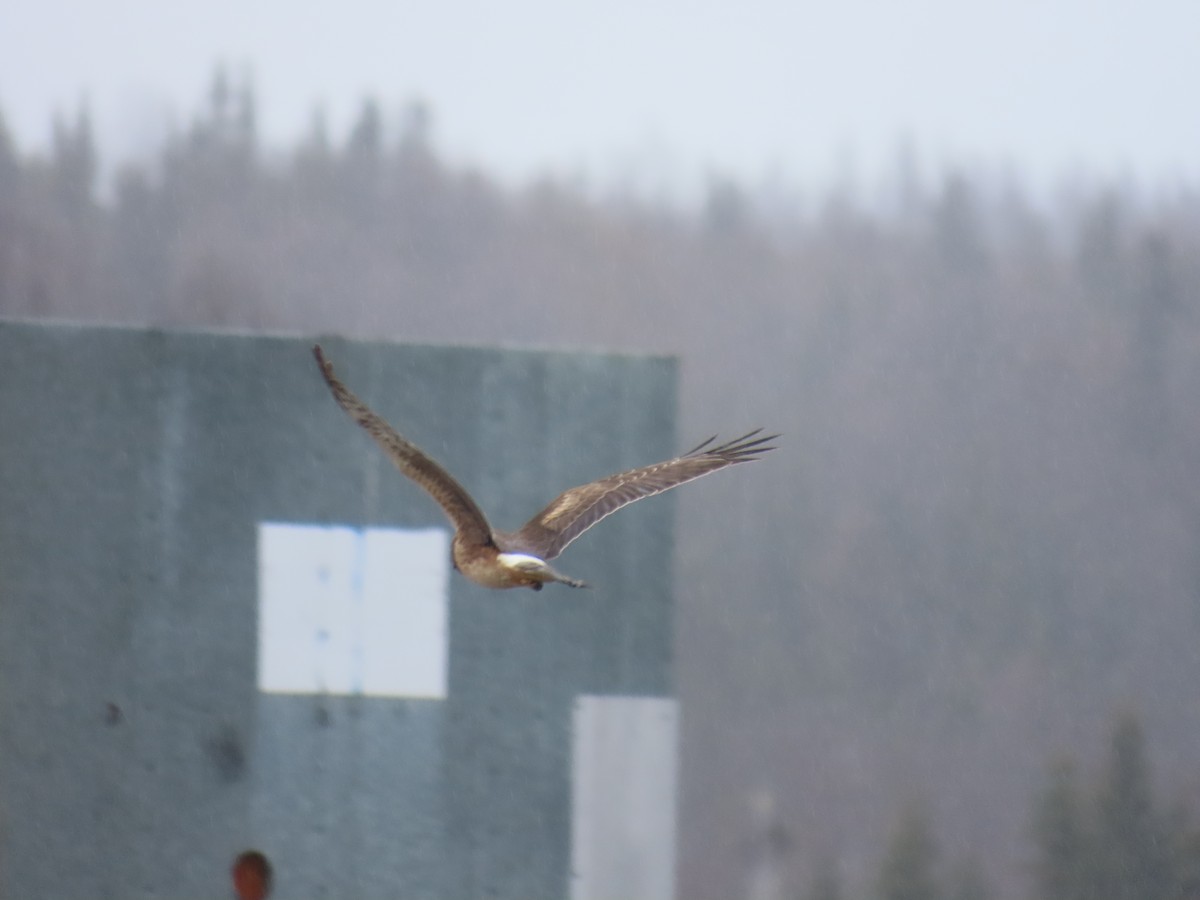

[313,345,776,590]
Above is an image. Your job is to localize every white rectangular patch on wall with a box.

[257,522,449,698]
[571,695,679,900]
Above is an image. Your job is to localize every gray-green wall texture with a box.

[0,321,677,898]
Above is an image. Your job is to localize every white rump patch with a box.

[498,552,549,573]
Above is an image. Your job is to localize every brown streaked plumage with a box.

[312,345,777,590]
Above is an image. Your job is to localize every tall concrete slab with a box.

[0,321,677,899]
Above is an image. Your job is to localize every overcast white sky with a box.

[1,0,1196,198]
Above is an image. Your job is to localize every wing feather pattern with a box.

[312,346,495,546]
[507,429,777,560]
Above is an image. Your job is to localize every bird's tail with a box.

[546,565,590,590]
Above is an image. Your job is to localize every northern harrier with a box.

[313,345,776,590]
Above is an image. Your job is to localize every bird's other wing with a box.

[313,345,495,546]
[507,429,777,560]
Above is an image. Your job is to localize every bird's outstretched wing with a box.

[313,345,495,547]
[507,429,777,560]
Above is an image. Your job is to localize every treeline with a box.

[5,68,1196,349]
[809,713,1200,900]
[1030,714,1200,900]
[4,71,1200,900]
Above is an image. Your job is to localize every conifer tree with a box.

[947,857,992,900]
[1031,757,1091,900]
[878,801,940,900]
[1174,825,1200,900]
[50,104,96,210]
[1093,713,1174,900]
[806,856,844,900]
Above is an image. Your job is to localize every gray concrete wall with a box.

[0,321,677,899]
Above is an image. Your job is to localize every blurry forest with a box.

[3,73,1200,899]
